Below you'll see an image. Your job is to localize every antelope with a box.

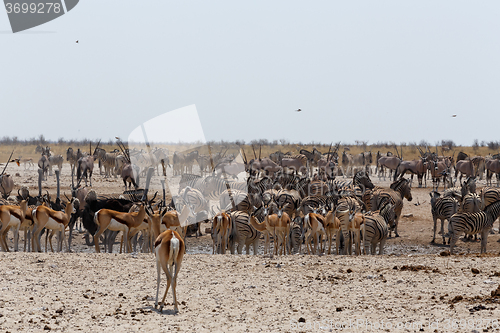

[154,229,185,313]
[32,200,75,252]
[324,206,341,255]
[0,200,28,252]
[303,206,327,255]
[146,205,190,250]
[211,210,231,254]
[347,210,364,255]
[93,203,146,253]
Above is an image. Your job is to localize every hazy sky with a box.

[1,1,499,146]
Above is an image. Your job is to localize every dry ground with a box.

[2,162,500,332]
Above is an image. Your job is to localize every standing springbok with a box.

[93,203,146,253]
[32,200,75,252]
[0,200,28,252]
[154,229,185,313]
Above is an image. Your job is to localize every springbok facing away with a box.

[155,229,185,313]
[212,211,231,254]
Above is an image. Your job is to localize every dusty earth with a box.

[2,163,500,332]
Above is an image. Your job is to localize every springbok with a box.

[93,203,146,253]
[0,200,27,252]
[32,200,75,252]
[154,229,185,313]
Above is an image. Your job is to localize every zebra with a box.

[247,176,273,195]
[300,195,335,216]
[178,174,204,193]
[448,200,500,254]
[287,217,303,254]
[228,211,260,255]
[275,189,301,219]
[219,189,256,213]
[172,152,186,176]
[371,177,412,237]
[430,191,459,244]
[179,186,209,237]
[202,176,247,201]
[360,203,394,255]
[479,187,500,210]
[48,155,64,176]
[94,148,119,178]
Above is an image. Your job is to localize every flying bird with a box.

[452,114,456,117]
[295,108,302,112]
[76,40,79,43]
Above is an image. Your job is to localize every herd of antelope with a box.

[2,142,500,312]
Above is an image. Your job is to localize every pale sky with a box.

[1,1,499,146]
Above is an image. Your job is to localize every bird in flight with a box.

[452,114,457,117]
[295,108,302,112]
[76,40,79,43]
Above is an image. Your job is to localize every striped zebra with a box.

[275,189,301,219]
[430,191,459,244]
[360,203,394,255]
[178,174,204,193]
[246,176,273,195]
[300,195,335,216]
[202,176,247,201]
[371,178,412,237]
[228,211,260,255]
[449,200,500,254]
[287,217,303,254]
[219,189,254,213]
[480,187,500,210]
[180,186,209,215]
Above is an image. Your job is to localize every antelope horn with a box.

[0,150,14,176]
[259,145,262,160]
[252,145,257,159]
[64,192,70,201]
[240,147,247,164]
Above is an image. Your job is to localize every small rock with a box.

[472,268,480,274]
[44,325,51,330]
[336,307,342,312]
[440,251,450,256]
[298,317,306,322]
[346,269,352,273]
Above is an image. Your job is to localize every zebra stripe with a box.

[480,187,500,210]
[449,200,500,254]
[430,194,458,244]
[178,174,204,193]
[228,211,260,255]
[362,213,388,255]
[219,190,252,212]
[371,178,412,237]
[203,176,247,201]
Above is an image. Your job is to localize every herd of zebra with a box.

[2,143,500,256]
